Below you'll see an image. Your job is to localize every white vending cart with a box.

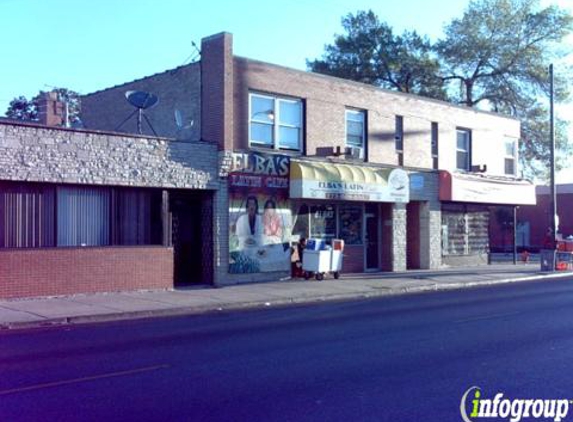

[302,239,344,280]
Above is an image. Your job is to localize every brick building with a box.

[1,32,536,298]
[81,31,535,286]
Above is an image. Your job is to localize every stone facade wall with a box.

[392,203,408,272]
[0,122,218,190]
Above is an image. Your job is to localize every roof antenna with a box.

[170,41,201,76]
[115,90,159,135]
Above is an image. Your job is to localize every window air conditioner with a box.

[347,146,364,160]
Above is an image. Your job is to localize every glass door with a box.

[365,210,379,270]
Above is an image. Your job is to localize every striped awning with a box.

[290,161,409,203]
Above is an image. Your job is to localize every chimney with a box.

[37,91,65,126]
[201,32,234,150]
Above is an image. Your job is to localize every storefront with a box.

[439,171,536,266]
[289,160,410,273]
[226,153,413,275]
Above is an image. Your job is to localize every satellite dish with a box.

[115,90,159,135]
[125,90,158,109]
[174,109,183,128]
[174,109,194,129]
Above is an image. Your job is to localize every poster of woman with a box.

[227,151,293,274]
[229,193,292,273]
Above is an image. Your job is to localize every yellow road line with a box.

[0,364,170,396]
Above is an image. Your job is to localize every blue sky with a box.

[1,0,571,180]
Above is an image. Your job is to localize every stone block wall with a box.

[392,203,408,272]
[0,122,218,190]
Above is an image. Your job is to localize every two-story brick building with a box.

[80,32,535,286]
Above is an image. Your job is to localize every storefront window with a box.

[338,205,362,245]
[292,202,370,245]
[291,204,310,240]
[442,204,489,256]
[310,204,336,241]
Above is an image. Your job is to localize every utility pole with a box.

[549,64,557,249]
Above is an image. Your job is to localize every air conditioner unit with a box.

[346,146,364,160]
[471,164,487,173]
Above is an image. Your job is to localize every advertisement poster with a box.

[228,152,293,273]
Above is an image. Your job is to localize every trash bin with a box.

[540,249,556,271]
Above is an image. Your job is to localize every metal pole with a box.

[513,206,518,265]
[549,64,557,251]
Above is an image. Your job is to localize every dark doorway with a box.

[407,202,421,269]
[171,191,211,286]
[365,204,379,270]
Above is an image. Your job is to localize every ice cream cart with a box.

[302,239,344,280]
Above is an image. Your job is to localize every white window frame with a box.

[345,109,366,151]
[456,129,471,171]
[248,92,303,152]
[504,137,517,176]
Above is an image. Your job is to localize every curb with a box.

[1,271,571,331]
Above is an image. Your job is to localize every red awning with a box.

[439,171,536,205]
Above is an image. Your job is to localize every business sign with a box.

[228,152,292,274]
[290,167,409,203]
[439,171,536,205]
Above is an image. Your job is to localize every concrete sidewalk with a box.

[1,264,570,330]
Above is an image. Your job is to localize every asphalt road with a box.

[2,278,573,422]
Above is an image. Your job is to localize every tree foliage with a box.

[307,10,446,99]
[436,0,572,109]
[436,0,573,180]
[4,88,81,125]
[307,0,573,181]
[5,96,38,120]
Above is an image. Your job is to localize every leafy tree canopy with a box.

[307,0,573,181]
[307,10,446,99]
[4,88,81,125]
[436,0,572,109]
[5,96,38,120]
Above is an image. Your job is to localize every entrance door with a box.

[407,202,421,269]
[171,192,204,285]
[365,212,379,270]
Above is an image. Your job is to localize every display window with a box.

[291,201,363,245]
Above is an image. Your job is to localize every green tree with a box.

[4,88,81,125]
[5,96,38,120]
[308,2,573,181]
[307,10,446,99]
[436,0,572,108]
[435,0,573,179]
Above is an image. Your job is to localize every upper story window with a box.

[345,109,365,159]
[504,137,517,176]
[395,115,404,166]
[456,129,471,171]
[249,93,303,151]
[431,122,439,169]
